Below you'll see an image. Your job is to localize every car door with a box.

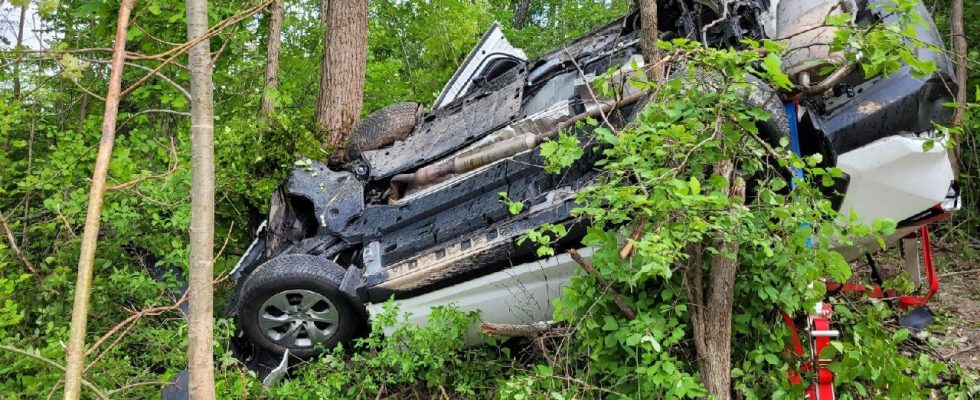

[432,22,527,110]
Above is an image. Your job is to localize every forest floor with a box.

[931,246,980,371]
[849,238,980,371]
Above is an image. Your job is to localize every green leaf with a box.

[38,0,59,14]
[689,177,701,195]
[871,219,897,236]
[825,13,853,27]
[892,329,909,343]
[641,335,662,352]
[602,316,619,331]
[761,53,793,89]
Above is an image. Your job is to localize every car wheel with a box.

[346,102,421,158]
[237,254,359,359]
[742,74,790,145]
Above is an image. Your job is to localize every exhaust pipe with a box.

[388,90,649,200]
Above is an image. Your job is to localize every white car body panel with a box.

[369,248,591,342]
[836,134,952,227]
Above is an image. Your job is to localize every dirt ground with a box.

[848,238,980,372]
[930,247,980,371]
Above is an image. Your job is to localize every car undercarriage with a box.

[224,0,959,388]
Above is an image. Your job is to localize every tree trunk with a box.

[79,92,90,120]
[13,4,27,98]
[259,0,285,122]
[185,0,216,397]
[638,0,663,80]
[313,0,368,160]
[62,1,137,399]
[950,0,967,175]
[686,160,744,400]
[514,0,531,29]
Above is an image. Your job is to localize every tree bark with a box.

[185,0,216,397]
[569,248,636,319]
[63,1,137,399]
[638,0,662,79]
[950,0,967,175]
[479,321,553,337]
[686,160,744,400]
[513,0,531,29]
[13,4,27,98]
[314,0,368,160]
[79,92,90,120]
[0,208,36,274]
[259,0,284,122]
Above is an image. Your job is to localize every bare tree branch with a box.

[568,248,636,319]
[0,208,37,274]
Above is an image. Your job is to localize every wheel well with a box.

[287,194,318,239]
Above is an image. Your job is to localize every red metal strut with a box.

[783,225,940,399]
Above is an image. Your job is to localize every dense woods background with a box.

[0,0,978,398]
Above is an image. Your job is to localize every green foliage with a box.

[366,0,495,109]
[0,250,28,333]
[539,131,585,174]
[825,0,938,79]
[499,191,525,215]
[487,0,632,58]
[269,303,504,399]
[523,32,975,398]
[945,88,980,245]
[825,303,951,399]
[532,40,848,397]
[517,223,567,257]
[0,0,529,395]
[0,0,976,398]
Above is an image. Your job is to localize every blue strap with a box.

[784,101,813,248]
[784,101,804,186]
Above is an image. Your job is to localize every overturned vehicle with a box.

[226,0,959,376]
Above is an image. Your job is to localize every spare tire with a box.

[346,102,421,158]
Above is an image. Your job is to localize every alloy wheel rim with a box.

[257,289,339,348]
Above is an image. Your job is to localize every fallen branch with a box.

[479,321,554,337]
[66,78,107,102]
[938,269,979,278]
[568,248,636,319]
[564,47,613,130]
[942,343,980,361]
[84,319,137,373]
[78,57,191,100]
[480,321,570,365]
[105,380,170,396]
[85,290,189,360]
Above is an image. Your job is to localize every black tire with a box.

[237,254,359,359]
[742,75,790,145]
[347,102,421,158]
